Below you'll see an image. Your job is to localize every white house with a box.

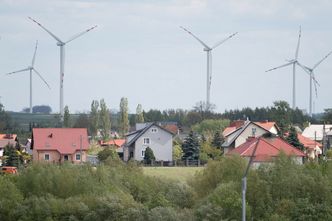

[123,123,174,162]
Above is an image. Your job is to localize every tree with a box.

[0,103,11,132]
[73,113,89,130]
[99,99,111,141]
[323,109,332,124]
[144,147,155,164]
[32,105,52,114]
[286,126,304,151]
[135,104,144,124]
[97,148,118,162]
[182,131,200,160]
[270,101,292,135]
[211,131,224,149]
[119,97,129,136]
[63,105,71,128]
[192,119,230,141]
[89,100,99,138]
[3,144,20,167]
[172,142,183,161]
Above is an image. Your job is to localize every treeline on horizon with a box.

[1,100,332,137]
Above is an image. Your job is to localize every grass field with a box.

[143,167,204,183]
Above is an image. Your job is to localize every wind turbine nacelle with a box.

[56,42,65,46]
[203,48,211,52]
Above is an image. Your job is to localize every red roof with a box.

[227,136,305,162]
[99,139,125,147]
[297,133,322,150]
[163,124,179,135]
[0,134,17,140]
[32,128,89,154]
[222,126,237,136]
[255,122,277,131]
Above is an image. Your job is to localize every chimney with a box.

[247,136,256,142]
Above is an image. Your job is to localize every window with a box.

[151,128,158,133]
[143,138,150,145]
[142,150,145,157]
[76,154,81,161]
[64,155,69,161]
[44,154,50,161]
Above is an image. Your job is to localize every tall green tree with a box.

[0,102,11,132]
[99,99,111,141]
[119,97,129,136]
[192,119,230,141]
[63,105,70,128]
[211,131,224,149]
[3,144,20,167]
[270,101,292,135]
[89,100,99,139]
[144,147,155,164]
[182,131,200,160]
[135,104,144,124]
[286,126,304,151]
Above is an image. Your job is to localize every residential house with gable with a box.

[124,123,173,162]
[227,135,305,167]
[222,120,280,153]
[32,128,89,164]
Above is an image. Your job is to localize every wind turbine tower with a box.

[180,26,237,109]
[297,50,332,116]
[266,26,302,109]
[29,17,97,120]
[5,40,50,113]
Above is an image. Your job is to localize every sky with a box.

[0,0,332,114]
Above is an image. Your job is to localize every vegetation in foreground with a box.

[143,167,203,183]
[1,154,332,221]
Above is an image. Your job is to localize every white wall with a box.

[235,123,268,147]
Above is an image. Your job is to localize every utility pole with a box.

[242,137,260,221]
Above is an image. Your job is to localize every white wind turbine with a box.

[180,26,237,110]
[28,17,97,120]
[5,40,50,113]
[297,50,332,117]
[266,26,302,109]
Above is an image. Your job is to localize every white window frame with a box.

[76,153,81,161]
[142,149,145,157]
[151,128,158,133]
[143,137,150,145]
[44,154,50,161]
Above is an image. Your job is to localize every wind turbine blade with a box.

[5,67,30,75]
[28,17,63,43]
[212,32,238,49]
[65,25,98,44]
[312,50,332,70]
[295,26,301,60]
[265,62,293,72]
[31,40,38,67]
[312,72,318,98]
[296,62,311,74]
[32,68,51,89]
[180,26,210,49]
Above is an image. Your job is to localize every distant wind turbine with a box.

[180,26,237,110]
[266,26,302,109]
[28,17,97,120]
[297,50,332,116]
[5,40,50,113]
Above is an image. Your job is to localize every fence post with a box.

[198,159,200,167]
[161,160,163,167]
[186,159,189,167]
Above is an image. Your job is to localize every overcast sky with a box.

[1,0,332,114]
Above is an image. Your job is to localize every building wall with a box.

[235,123,268,147]
[33,149,87,164]
[134,126,173,161]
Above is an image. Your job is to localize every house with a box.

[327,130,332,149]
[296,133,322,160]
[32,128,89,164]
[98,139,126,158]
[123,123,174,162]
[222,120,279,152]
[227,135,305,167]
[0,134,18,166]
[302,124,332,142]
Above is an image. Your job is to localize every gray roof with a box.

[125,122,173,147]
